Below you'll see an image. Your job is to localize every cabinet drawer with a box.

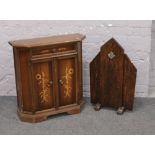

[31,43,76,56]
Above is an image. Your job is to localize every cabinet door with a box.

[32,61,54,111]
[56,56,77,107]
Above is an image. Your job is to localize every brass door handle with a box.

[49,81,53,85]
[59,79,64,85]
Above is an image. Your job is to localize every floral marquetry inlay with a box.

[36,72,50,103]
[62,66,74,98]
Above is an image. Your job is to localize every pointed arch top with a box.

[100,38,124,55]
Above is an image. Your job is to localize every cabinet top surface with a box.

[8,33,85,48]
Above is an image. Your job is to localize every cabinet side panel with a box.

[123,54,137,110]
[77,42,83,101]
[13,48,23,110]
[90,53,100,104]
[19,49,32,112]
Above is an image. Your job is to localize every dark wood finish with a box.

[9,33,85,123]
[90,38,137,112]
[123,54,137,110]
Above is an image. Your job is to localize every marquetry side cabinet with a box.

[9,33,85,123]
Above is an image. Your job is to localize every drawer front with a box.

[31,43,76,56]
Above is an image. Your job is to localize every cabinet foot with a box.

[94,103,102,111]
[117,106,125,115]
[67,109,80,115]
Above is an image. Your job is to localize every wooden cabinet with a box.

[90,38,137,113]
[9,33,85,123]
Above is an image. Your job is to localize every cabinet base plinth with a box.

[18,112,47,123]
[67,109,81,115]
[18,101,84,123]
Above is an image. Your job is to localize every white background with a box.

[0,0,155,155]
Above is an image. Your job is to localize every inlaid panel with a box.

[32,62,54,111]
[56,57,77,107]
